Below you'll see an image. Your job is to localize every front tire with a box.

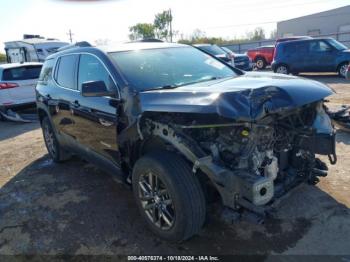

[338,62,348,78]
[274,64,289,74]
[132,151,206,242]
[42,117,70,162]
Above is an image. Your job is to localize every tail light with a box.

[0,83,19,90]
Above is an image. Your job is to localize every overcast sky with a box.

[0,0,349,50]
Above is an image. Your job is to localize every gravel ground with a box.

[0,74,349,256]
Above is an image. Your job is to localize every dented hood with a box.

[139,72,334,121]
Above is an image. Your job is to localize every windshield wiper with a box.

[140,85,178,92]
[140,76,230,92]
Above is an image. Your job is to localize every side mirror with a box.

[81,80,115,97]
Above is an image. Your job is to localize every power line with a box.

[208,0,340,12]
[203,11,350,30]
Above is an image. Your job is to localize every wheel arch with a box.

[254,55,266,62]
[337,61,349,71]
[37,107,48,123]
[130,115,223,204]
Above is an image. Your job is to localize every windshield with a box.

[327,39,348,51]
[109,46,237,91]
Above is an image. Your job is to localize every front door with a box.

[308,40,336,72]
[72,54,121,165]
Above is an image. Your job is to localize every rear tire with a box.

[132,151,206,242]
[338,62,348,78]
[255,57,266,70]
[42,117,71,162]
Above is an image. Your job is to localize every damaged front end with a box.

[140,100,336,215]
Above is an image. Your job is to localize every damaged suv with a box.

[36,42,336,241]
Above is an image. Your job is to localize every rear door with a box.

[50,54,80,142]
[286,42,309,72]
[2,65,42,104]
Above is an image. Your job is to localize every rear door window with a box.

[2,65,42,81]
[55,54,78,89]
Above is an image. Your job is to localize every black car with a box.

[194,44,253,71]
[36,41,336,241]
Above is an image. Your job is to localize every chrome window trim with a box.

[52,52,121,99]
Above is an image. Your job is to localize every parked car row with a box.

[244,36,349,77]
[193,44,253,71]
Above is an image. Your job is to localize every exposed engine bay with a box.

[141,100,336,213]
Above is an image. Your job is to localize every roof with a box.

[99,42,186,53]
[0,62,43,69]
[5,38,68,45]
[277,37,333,46]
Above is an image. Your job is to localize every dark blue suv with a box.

[272,38,350,77]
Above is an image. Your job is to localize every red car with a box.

[246,45,274,69]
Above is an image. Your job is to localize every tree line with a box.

[129,10,174,42]
[128,10,277,44]
[0,53,6,63]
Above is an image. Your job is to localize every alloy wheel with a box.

[339,64,348,77]
[44,123,56,157]
[276,65,288,74]
[138,172,175,230]
[256,59,264,69]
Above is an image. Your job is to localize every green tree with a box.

[129,23,155,40]
[270,29,277,39]
[0,53,7,63]
[246,27,266,41]
[153,10,172,41]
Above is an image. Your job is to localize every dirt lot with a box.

[0,74,349,256]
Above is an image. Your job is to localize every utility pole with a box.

[67,29,74,43]
[169,9,173,42]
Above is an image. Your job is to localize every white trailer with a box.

[4,38,69,63]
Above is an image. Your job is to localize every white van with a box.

[5,38,69,63]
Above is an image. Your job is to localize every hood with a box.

[139,72,334,121]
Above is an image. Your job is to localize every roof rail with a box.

[56,41,92,52]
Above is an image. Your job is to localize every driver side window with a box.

[309,41,331,52]
[78,54,116,91]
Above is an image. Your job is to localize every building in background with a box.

[277,5,350,45]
